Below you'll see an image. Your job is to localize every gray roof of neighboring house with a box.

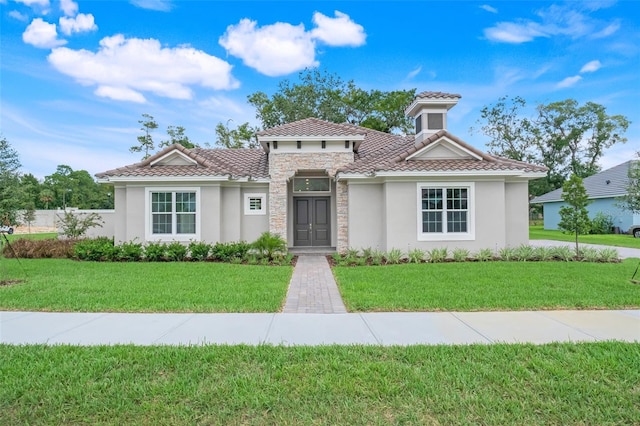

[96,118,547,180]
[530,160,635,204]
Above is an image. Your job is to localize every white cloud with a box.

[95,86,146,103]
[480,4,498,13]
[219,18,317,77]
[48,34,239,103]
[310,11,366,47]
[22,18,66,48]
[130,0,172,12]
[580,60,602,73]
[556,75,582,88]
[59,13,97,35]
[484,4,620,44]
[406,66,422,79]
[59,0,77,16]
[9,10,29,21]
[14,0,49,6]
[484,21,547,43]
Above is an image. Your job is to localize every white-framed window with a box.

[244,193,266,215]
[417,182,474,241]
[145,188,200,240]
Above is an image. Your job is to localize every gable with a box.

[150,150,198,167]
[407,137,482,161]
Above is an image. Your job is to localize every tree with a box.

[475,98,630,197]
[56,210,103,239]
[130,113,158,160]
[619,155,640,214]
[215,121,259,149]
[247,69,416,134]
[558,174,591,256]
[21,202,36,234]
[39,189,54,209]
[0,136,23,226]
[159,125,195,149]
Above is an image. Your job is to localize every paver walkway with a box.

[282,255,347,314]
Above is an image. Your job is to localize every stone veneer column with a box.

[268,152,353,247]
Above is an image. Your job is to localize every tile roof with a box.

[414,91,462,100]
[530,160,635,203]
[96,119,546,180]
[257,117,367,137]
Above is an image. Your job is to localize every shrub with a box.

[578,247,600,262]
[144,242,167,262]
[251,232,287,260]
[188,241,211,261]
[428,248,448,263]
[498,247,515,261]
[386,248,403,264]
[74,237,116,261]
[534,246,554,261]
[407,248,425,264]
[598,248,619,262]
[57,210,103,239]
[346,248,360,259]
[361,247,373,259]
[166,241,187,261]
[550,246,574,261]
[212,241,250,262]
[474,248,494,262]
[371,250,385,265]
[514,245,536,261]
[452,248,470,262]
[590,212,614,235]
[115,241,143,262]
[4,238,76,259]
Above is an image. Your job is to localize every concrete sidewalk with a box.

[2,310,638,346]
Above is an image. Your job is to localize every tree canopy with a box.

[247,69,417,134]
[0,136,23,225]
[619,155,640,214]
[475,96,630,196]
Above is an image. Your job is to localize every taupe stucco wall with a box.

[221,186,241,242]
[124,186,145,243]
[505,181,530,247]
[241,186,269,243]
[200,185,221,243]
[348,179,515,252]
[348,183,383,250]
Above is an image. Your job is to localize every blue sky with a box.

[1,0,639,179]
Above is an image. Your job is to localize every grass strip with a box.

[334,260,640,312]
[530,225,640,249]
[1,343,638,425]
[0,259,291,313]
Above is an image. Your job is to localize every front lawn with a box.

[334,260,640,312]
[530,225,640,249]
[4,233,58,242]
[1,343,638,425]
[0,259,291,313]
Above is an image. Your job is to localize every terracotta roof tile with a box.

[414,91,462,100]
[96,119,546,180]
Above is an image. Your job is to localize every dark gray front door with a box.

[294,197,331,246]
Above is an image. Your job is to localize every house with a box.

[530,161,639,233]
[96,92,547,252]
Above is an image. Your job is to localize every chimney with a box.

[405,91,461,145]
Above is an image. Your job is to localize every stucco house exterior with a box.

[530,161,639,233]
[96,92,547,252]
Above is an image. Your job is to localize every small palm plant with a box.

[251,232,287,260]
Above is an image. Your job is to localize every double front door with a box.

[293,197,330,246]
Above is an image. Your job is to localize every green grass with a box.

[530,225,640,249]
[4,233,57,242]
[0,259,291,312]
[334,260,640,312]
[1,343,638,425]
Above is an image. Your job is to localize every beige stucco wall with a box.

[241,186,269,243]
[200,185,221,243]
[346,179,520,253]
[124,186,145,243]
[504,181,530,247]
[348,183,384,250]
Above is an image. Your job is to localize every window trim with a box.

[244,193,266,215]
[145,187,200,241]
[416,182,475,241]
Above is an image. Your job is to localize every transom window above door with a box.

[293,177,330,192]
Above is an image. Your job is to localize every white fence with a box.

[18,209,115,239]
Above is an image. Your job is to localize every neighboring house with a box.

[96,92,546,252]
[530,161,639,233]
